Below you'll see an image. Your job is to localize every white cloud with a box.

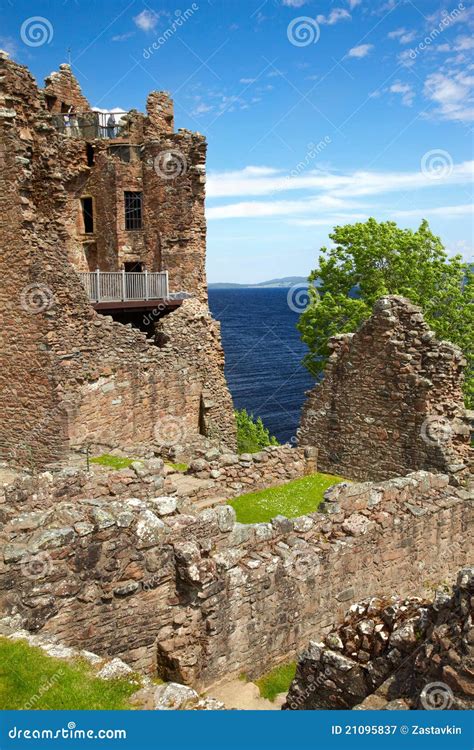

[207,195,354,220]
[111,31,135,42]
[347,43,373,58]
[287,204,474,227]
[389,81,415,106]
[393,204,474,218]
[206,161,474,220]
[281,0,308,6]
[388,27,416,44]
[133,9,159,32]
[0,36,17,57]
[424,71,474,122]
[347,0,362,8]
[240,78,257,84]
[453,35,474,51]
[316,9,351,25]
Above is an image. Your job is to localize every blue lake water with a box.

[208,288,315,444]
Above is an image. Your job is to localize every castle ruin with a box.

[0,56,236,469]
[299,296,471,484]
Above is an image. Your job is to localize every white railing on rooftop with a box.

[79,270,169,303]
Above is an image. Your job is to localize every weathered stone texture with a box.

[0,55,235,468]
[285,567,473,710]
[0,468,470,688]
[299,296,471,483]
[43,64,92,113]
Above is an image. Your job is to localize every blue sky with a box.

[1,0,473,282]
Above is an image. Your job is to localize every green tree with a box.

[298,219,473,406]
[235,409,279,454]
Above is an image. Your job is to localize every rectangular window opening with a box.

[124,191,143,230]
[81,197,94,234]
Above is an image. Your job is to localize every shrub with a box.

[235,409,279,454]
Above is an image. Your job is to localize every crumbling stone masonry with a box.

[0,469,470,689]
[299,296,471,483]
[285,567,474,710]
[0,55,236,468]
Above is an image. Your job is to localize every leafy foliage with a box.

[235,408,279,454]
[229,472,345,524]
[298,219,473,406]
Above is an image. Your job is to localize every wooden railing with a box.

[78,270,169,303]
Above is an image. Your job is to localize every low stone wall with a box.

[0,445,317,513]
[181,445,318,501]
[0,470,470,688]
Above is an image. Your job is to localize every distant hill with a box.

[209,276,309,289]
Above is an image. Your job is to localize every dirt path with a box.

[205,679,285,710]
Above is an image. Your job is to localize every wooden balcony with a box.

[78,270,183,312]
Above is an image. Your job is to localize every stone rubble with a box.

[285,567,474,710]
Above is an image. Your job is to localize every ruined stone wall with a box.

[0,55,235,468]
[0,445,315,511]
[0,469,470,688]
[299,296,471,483]
[181,445,317,501]
[43,64,91,113]
[52,79,207,299]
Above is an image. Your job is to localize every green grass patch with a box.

[90,454,135,470]
[0,638,139,709]
[229,472,345,524]
[255,662,297,702]
[165,462,189,473]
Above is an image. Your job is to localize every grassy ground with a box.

[166,462,189,473]
[90,454,136,470]
[229,472,345,524]
[255,662,297,701]
[0,638,139,710]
